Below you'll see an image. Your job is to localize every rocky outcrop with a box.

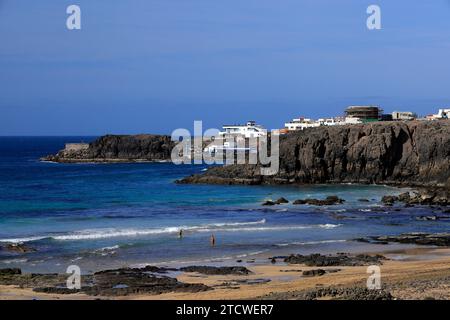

[179,266,251,275]
[179,121,450,188]
[0,243,36,253]
[357,233,450,246]
[261,286,394,300]
[0,265,251,297]
[292,195,345,206]
[382,189,449,206]
[42,134,175,163]
[0,268,21,276]
[284,253,386,266]
[302,269,326,277]
[1,266,210,296]
[302,269,341,277]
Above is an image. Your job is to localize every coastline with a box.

[1,246,450,300]
[41,159,171,164]
[1,135,449,300]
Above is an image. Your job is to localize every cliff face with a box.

[42,121,450,188]
[179,121,450,188]
[43,134,175,163]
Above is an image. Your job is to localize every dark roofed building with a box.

[345,106,381,121]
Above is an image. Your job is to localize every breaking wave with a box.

[275,239,347,247]
[0,220,341,243]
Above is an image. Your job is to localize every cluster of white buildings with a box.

[426,108,450,120]
[284,116,362,131]
[215,107,449,139]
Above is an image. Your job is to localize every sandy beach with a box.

[1,246,449,300]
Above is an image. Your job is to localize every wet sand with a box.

[1,247,449,300]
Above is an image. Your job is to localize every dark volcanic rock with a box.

[1,266,210,297]
[0,272,66,288]
[294,287,393,300]
[302,269,326,277]
[179,266,251,275]
[293,196,345,206]
[381,195,398,205]
[284,253,385,266]
[42,134,175,163]
[178,121,450,188]
[275,197,289,204]
[0,268,22,275]
[301,268,341,277]
[95,266,177,275]
[34,287,83,294]
[366,233,450,246]
[83,268,209,296]
[397,192,411,202]
[383,188,449,206]
[1,243,36,253]
[262,200,276,206]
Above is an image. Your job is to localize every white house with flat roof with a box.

[284,116,362,131]
[284,117,320,131]
[392,111,417,121]
[218,121,267,138]
[425,108,450,120]
[436,108,450,119]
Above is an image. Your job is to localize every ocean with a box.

[0,137,448,274]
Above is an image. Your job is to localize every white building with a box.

[343,117,363,124]
[392,111,417,121]
[436,108,450,119]
[284,117,320,131]
[425,108,450,120]
[318,118,339,126]
[285,116,362,131]
[218,121,267,138]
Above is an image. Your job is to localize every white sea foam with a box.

[97,245,120,251]
[0,236,48,243]
[0,220,341,243]
[1,258,28,264]
[93,245,120,256]
[275,239,347,247]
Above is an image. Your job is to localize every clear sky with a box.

[1,0,450,135]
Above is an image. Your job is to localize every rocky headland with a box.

[41,134,175,163]
[42,121,450,193]
[178,120,450,188]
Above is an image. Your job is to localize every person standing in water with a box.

[210,234,216,247]
[179,229,183,239]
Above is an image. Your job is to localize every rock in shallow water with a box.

[302,269,326,277]
[179,266,251,275]
[1,243,36,253]
[365,233,450,246]
[275,197,289,204]
[293,196,345,206]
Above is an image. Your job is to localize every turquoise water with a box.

[0,137,448,273]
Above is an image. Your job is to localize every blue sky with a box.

[1,0,450,135]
